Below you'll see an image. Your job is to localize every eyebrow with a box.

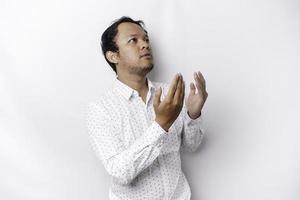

[128,33,148,38]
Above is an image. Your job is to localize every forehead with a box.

[116,22,147,39]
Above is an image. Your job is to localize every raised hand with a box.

[186,71,208,119]
[153,73,185,132]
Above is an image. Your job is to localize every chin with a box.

[130,64,154,76]
[144,63,154,72]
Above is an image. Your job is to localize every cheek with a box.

[120,48,139,62]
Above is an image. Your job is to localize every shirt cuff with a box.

[185,111,203,126]
[144,121,167,147]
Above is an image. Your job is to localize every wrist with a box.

[155,118,171,132]
[187,111,201,119]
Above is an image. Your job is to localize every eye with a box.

[128,38,137,43]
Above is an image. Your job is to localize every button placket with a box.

[135,96,150,128]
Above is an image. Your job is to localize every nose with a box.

[141,39,150,50]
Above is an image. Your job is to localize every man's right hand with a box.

[153,73,185,132]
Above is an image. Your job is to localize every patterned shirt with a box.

[86,77,204,200]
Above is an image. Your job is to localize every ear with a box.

[105,51,119,64]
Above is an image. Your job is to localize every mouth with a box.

[140,53,152,58]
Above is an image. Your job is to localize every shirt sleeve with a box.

[86,102,167,185]
[180,102,205,153]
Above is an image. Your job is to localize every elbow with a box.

[104,158,135,185]
[182,144,199,153]
[111,170,135,185]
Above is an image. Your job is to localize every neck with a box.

[116,72,148,96]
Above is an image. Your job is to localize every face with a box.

[113,22,153,76]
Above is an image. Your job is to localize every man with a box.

[86,16,208,200]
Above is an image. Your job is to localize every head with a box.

[101,16,153,76]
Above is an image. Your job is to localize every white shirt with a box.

[86,77,204,200]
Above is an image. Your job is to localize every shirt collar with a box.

[114,77,156,100]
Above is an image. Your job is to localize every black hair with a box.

[101,16,146,73]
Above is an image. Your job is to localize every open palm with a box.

[186,71,208,119]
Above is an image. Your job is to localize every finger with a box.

[194,72,204,91]
[195,71,208,97]
[197,71,206,88]
[180,80,185,104]
[153,86,162,107]
[173,75,183,104]
[167,73,181,99]
[190,82,196,95]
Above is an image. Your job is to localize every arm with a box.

[180,103,205,152]
[181,71,207,152]
[86,102,167,185]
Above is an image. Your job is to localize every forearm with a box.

[181,106,204,152]
[88,112,167,185]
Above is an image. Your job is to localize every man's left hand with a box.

[186,71,208,119]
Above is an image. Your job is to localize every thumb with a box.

[154,86,162,107]
[190,82,196,95]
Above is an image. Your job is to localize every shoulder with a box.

[86,89,116,115]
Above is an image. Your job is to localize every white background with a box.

[1,0,300,199]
